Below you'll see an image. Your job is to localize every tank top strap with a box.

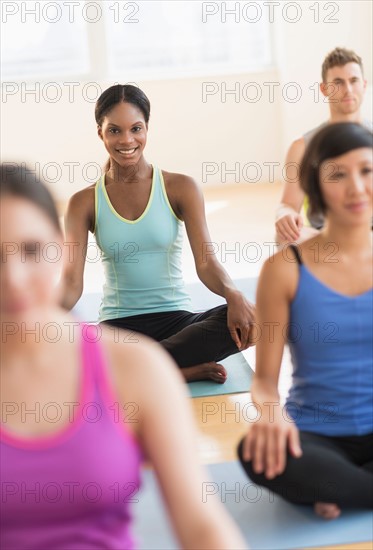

[151,165,164,203]
[80,324,127,417]
[80,324,143,451]
[289,244,303,265]
[93,175,105,235]
[153,165,182,221]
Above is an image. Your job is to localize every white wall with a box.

[2,1,372,204]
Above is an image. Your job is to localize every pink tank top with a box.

[0,325,143,549]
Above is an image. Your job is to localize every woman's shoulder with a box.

[266,235,327,300]
[296,234,334,264]
[160,169,203,207]
[98,326,186,413]
[260,243,303,302]
[274,235,322,266]
[64,183,97,233]
[66,183,96,215]
[159,170,203,218]
[263,242,301,270]
[99,326,183,383]
[72,180,97,199]
[161,169,198,189]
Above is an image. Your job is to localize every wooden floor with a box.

[192,393,251,464]
[191,183,372,550]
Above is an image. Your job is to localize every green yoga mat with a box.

[187,351,253,398]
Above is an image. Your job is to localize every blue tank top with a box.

[286,250,373,436]
[94,165,192,321]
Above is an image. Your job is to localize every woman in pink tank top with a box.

[0,164,246,549]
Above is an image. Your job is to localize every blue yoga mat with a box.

[187,351,253,398]
[132,460,373,550]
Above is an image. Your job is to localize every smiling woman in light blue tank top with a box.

[63,84,255,384]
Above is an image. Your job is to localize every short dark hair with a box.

[300,122,373,216]
[321,47,364,82]
[0,163,61,232]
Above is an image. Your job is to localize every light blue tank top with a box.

[94,166,192,321]
[286,260,373,436]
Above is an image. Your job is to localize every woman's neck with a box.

[107,156,152,184]
[321,219,372,255]
[0,307,74,359]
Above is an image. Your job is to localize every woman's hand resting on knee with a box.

[226,290,256,350]
[241,408,303,479]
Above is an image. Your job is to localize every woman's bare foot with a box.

[181,362,227,383]
[314,502,341,519]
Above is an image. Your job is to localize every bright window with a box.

[105,1,273,80]
[1,0,90,79]
[1,0,272,81]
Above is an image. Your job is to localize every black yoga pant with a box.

[237,431,373,508]
[101,305,239,368]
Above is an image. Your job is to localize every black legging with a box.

[237,431,373,508]
[102,305,239,368]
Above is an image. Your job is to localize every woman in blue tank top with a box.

[61,85,255,383]
[238,122,373,518]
